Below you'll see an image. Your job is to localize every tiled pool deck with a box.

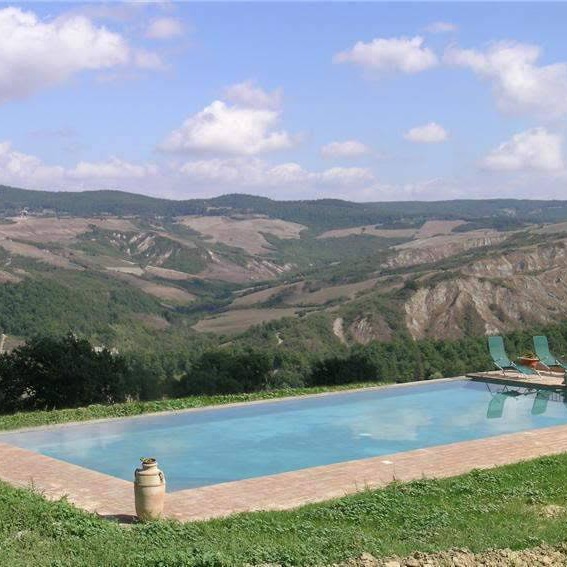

[467,369,566,389]
[1,376,567,522]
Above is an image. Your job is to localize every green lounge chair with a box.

[488,336,537,376]
[533,336,567,373]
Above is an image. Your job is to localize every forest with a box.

[1,322,566,414]
[4,184,567,232]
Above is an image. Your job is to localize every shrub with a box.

[0,334,132,412]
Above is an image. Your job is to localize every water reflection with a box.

[484,384,564,420]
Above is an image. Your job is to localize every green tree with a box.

[0,334,132,411]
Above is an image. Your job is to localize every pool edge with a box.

[0,375,465,435]
[2,420,567,522]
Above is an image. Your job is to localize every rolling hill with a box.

[2,184,567,358]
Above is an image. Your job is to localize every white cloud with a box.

[404,122,448,143]
[334,36,438,74]
[68,157,158,180]
[444,41,567,118]
[224,81,282,110]
[159,100,295,156]
[0,7,162,103]
[482,128,564,172]
[0,141,64,184]
[145,17,183,40]
[321,140,371,159]
[0,141,158,190]
[178,157,374,189]
[424,21,458,34]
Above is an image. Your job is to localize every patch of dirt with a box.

[0,270,21,283]
[336,544,567,566]
[333,317,346,343]
[318,226,417,240]
[0,334,24,353]
[178,216,306,255]
[193,308,298,335]
[132,314,170,331]
[540,504,566,518]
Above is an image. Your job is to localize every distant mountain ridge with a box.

[3,185,567,232]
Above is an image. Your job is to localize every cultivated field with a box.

[230,278,378,308]
[0,238,78,269]
[415,219,467,238]
[193,307,298,334]
[144,265,196,280]
[394,229,502,251]
[291,279,378,306]
[109,272,195,304]
[230,284,292,307]
[317,225,417,240]
[0,216,137,243]
[318,219,467,241]
[178,216,306,255]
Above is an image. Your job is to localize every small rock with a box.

[383,562,401,567]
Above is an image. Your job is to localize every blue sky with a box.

[1,2,567,201]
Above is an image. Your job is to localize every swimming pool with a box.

[2,379,567,492]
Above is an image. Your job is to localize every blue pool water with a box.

[2,379,567,491]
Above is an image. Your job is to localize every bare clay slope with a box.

[405,238,567,340]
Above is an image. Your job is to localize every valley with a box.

[2,185,567,359]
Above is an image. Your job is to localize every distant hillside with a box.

[4,185,567,232]
[2,184,567,359]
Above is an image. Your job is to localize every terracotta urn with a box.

[134,458,166,521]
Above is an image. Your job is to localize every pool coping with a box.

[2,375,567,522]
[0,376,461,435]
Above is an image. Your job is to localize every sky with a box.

[1,1,567,201]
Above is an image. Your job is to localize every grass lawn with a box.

[1,455,567,566]
[0,382,389,431]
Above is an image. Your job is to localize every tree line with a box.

[1,323,566,414]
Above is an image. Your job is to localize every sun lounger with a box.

[488,336,537,376]
[533,336,567,374]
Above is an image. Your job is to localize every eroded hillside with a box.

[2,187,567,352]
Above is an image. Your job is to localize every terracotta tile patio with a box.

[467,370,566,390]
[2,422,567,522]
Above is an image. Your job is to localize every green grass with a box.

[0,382,387,431]
[2,455,567,566]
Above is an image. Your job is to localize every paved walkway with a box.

[2,424,567,522]
[467,370,566,389]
